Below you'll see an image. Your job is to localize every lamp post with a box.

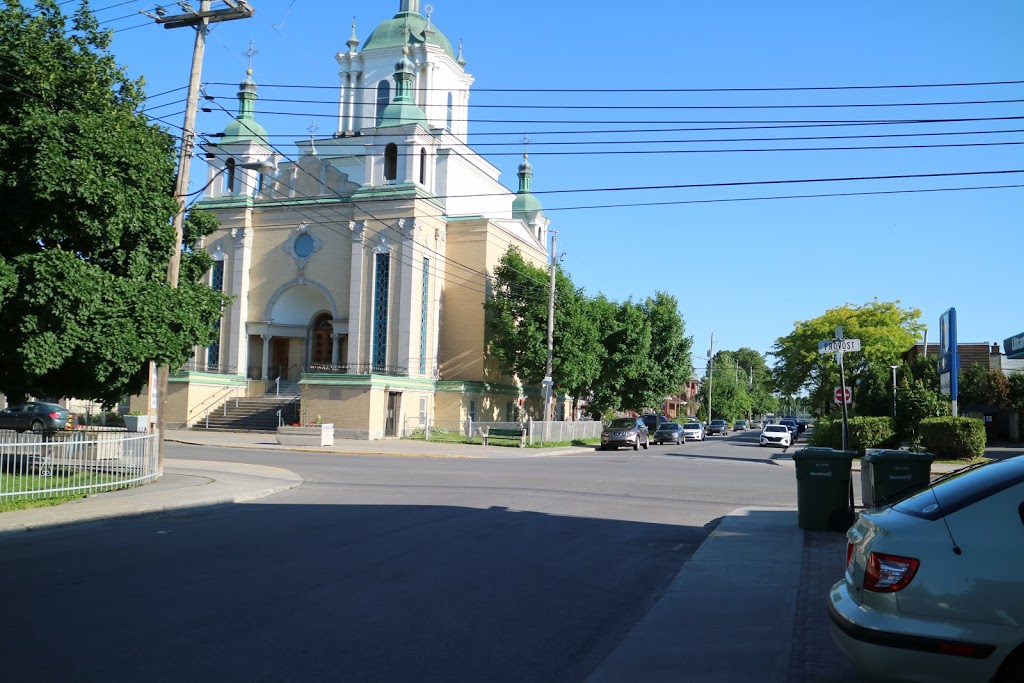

[890,365,899,418]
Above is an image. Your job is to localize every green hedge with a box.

[808,416,896,453]
[919,417,986,461]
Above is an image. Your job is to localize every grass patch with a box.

[1,471,122,512]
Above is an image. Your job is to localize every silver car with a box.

[599,417,649,451]
[829,456,1024,683]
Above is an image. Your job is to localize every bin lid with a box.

[862,449,935,463]
[792,447,857,462]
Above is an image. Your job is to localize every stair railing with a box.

[186,385,239,428]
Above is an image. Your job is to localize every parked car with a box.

[707,419,730,436]
[734,419,748,431]
[830,456,1024,683]
[784,416,808,434]
[653,422,685,445]
[600,417,650,451]
[682,421,706,441]
[0,402,71,432]
[640,413,670,435]
[759,424,791,448]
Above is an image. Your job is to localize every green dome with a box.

[220,73,269,147]
[221,117,269,147]
[363,11,455,59]
[512,192,544,217]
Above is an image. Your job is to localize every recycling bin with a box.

[793,447,857,531]
[861,449,935,508]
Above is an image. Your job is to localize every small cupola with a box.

[219,69,270,147]
[376,45,429,128]
[512,153,544,221]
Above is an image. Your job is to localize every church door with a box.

[270,338,289,380]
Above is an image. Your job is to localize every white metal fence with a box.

[0,429,159,502]
[402,418,602,445]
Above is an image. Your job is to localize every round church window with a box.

[294,233,315,258]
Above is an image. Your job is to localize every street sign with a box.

[819,338,861,354]
[834,386,852,404]
[940,372,951,397]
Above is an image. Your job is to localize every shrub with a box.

[919,417,986,461]
[807,416,895,453]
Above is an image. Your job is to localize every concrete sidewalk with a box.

[0,458,302,536]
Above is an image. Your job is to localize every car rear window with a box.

[894,456,1024,520]
[660,423,681,430]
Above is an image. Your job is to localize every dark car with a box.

[778,419,800,441]
[640,413,670,435]
[708,419,729,435]
[785,416,808,434]
[653,422,685,445]
[600,417,650,451]
[0,402,71,432]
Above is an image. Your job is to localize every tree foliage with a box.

[0,1,226,406]
[484,248,692,416]
[695,348,775,422]
[771,300,924,416]
[958,364,1010,409]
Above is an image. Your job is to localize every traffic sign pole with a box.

[836,327,850,453]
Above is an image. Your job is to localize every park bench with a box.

[482,426,526,448]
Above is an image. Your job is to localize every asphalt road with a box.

[1,431,804,682]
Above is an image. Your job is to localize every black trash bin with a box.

[860,449,935,508]
[793,447,857,531]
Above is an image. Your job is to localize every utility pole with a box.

[706,332,714,424]
[151,0,253,476]
[543,231,557,423]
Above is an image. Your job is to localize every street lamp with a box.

[890,365,899,418]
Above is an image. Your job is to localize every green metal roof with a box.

[220,73,269,147]
[362,11,455,59]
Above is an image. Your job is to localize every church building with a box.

[174,0,552,438]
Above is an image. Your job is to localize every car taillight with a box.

[48,412,61,419]
[846,542,854,568]
[864,552,920,593]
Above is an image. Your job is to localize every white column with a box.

[421,62,433,122]
[338,70,348,133]
[347,71,360,132]
[226,226,252,376]
[331,333,339,365]
[347,221,366,367]
[397,220,417,371]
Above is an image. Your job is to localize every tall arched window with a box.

[223,158,236,194]
[419,148,427,185]
[446,92,453,130]
[384,143,398,181]
[376,81,391,124]
[310,312,333,365]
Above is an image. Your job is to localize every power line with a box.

[205,79,1024,93]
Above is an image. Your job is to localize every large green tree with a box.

[0,1,226,406]
[483,246,602,401]
[771,300,925,416]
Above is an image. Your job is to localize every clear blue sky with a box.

[99,0,1024,367]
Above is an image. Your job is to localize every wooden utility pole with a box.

[543,231,557,423]
[152,1,253,475]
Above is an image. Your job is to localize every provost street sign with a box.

[819,338,862,354]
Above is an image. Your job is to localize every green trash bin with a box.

[793,447,857,531]
[861,449,935,508]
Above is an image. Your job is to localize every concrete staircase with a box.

[194,382,300,432]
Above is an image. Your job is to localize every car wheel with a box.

[642,436,648,450]
[30,420,44,433]
[632,440,639,451]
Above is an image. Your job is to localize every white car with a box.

[829,456,1024,683]
[759,424,791,448]
[682,422,705,441]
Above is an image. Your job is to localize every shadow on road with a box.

[0,500,713,683]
